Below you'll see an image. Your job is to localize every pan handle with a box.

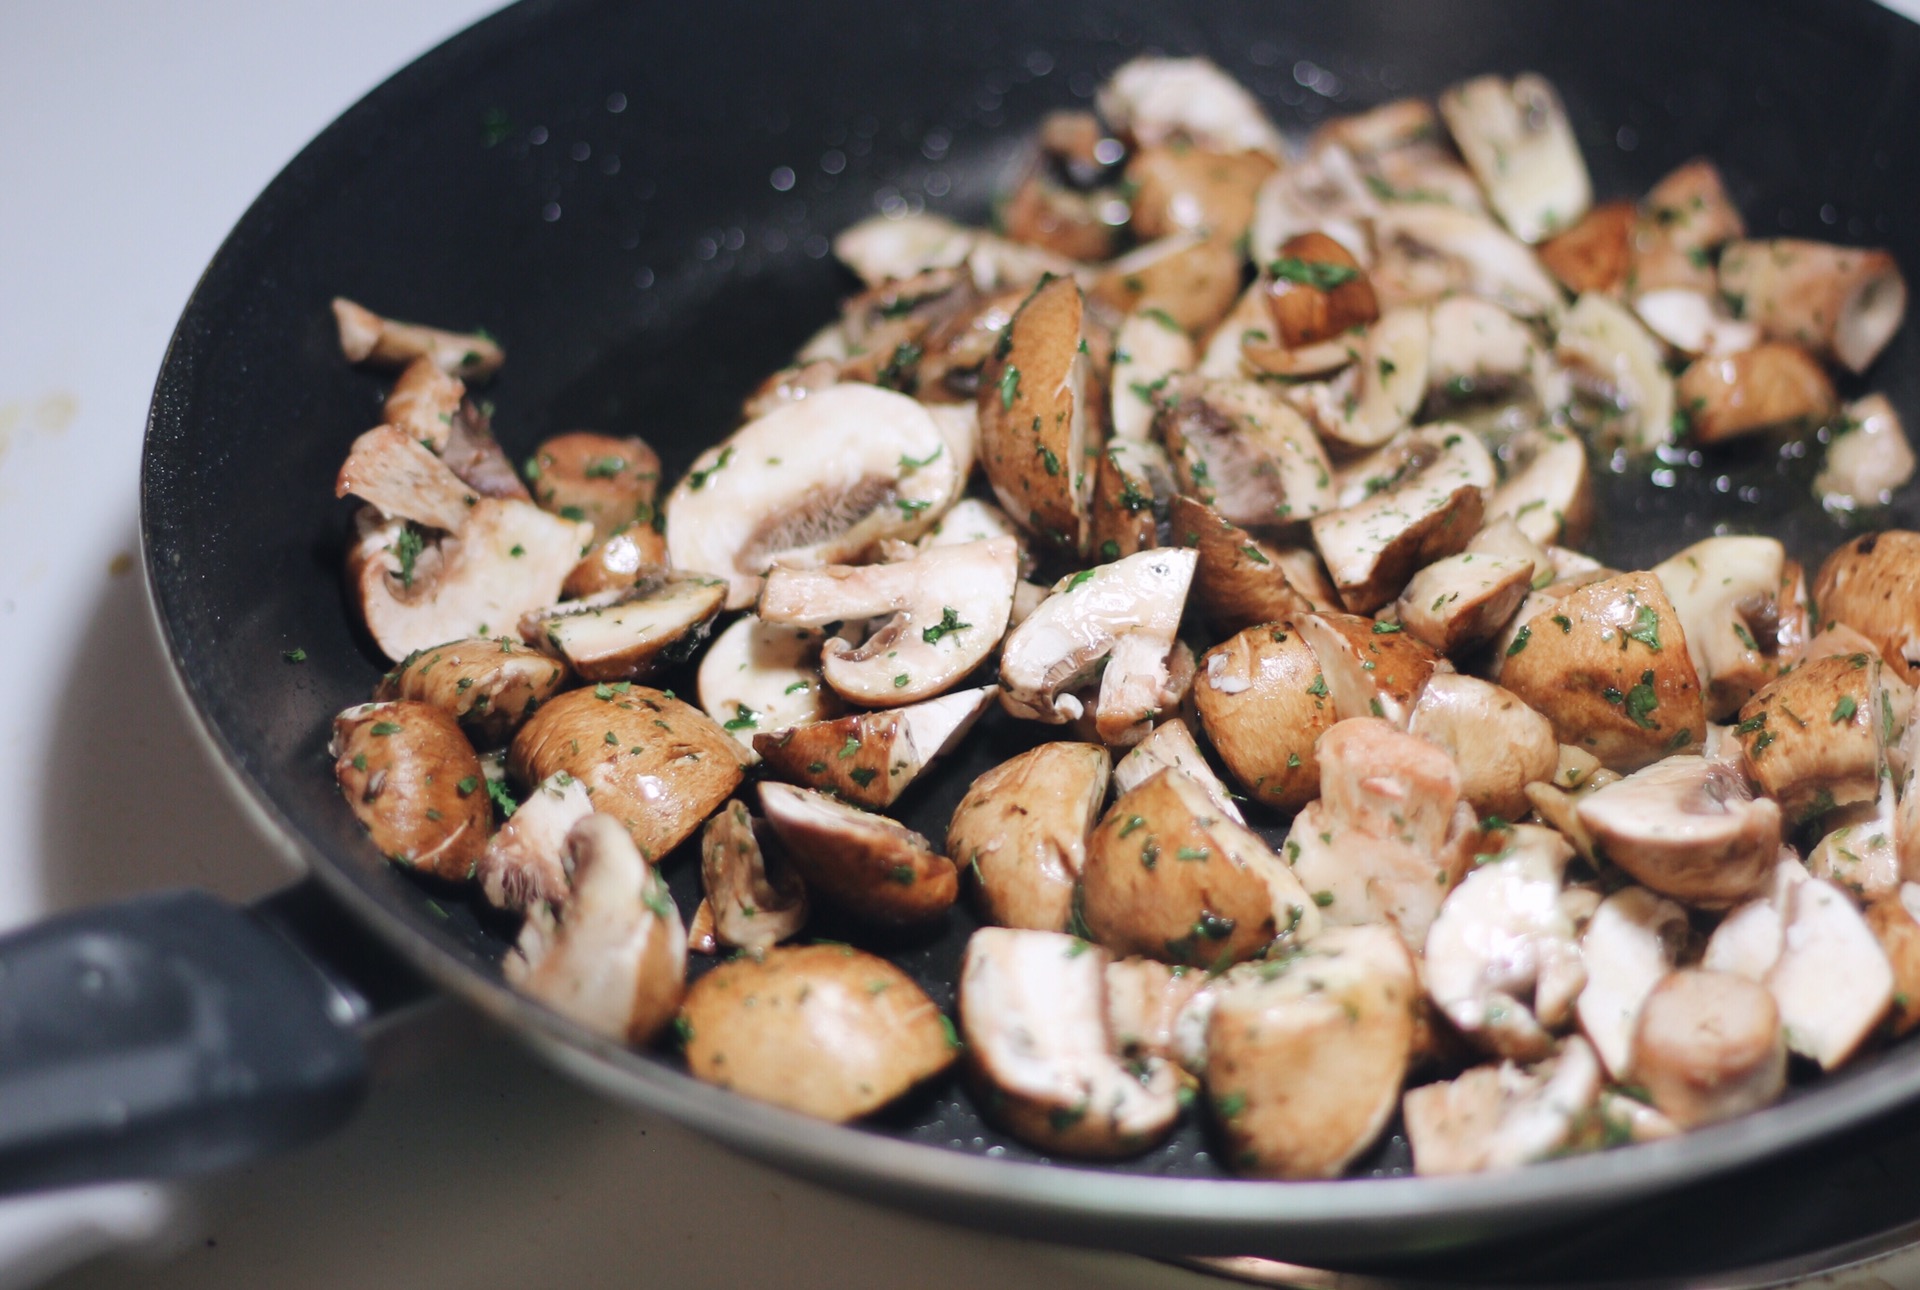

[0,882,423,1193]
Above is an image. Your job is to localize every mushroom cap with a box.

[1866,888,1920,1039]
[1113,718,1243,825]
[695,614,838,757]
[697,799,809,952]
[755,686,994,810]
[949,741,1112,933]
[1651,535,1789,721]
[1733,651,1883,820]
[1297,612,1441,728]
[664,383,960,609]
[1110,309,1198,443]
[1538,199,1635,296]
[1125,144,1277,244]
[1408,673,1558,820]
[332,700,490,879]
[375,635,569,746]
[757,782,958,925]
[1576,755,1780,907]
[1089,232,1245,336]
[1157,374,1337,526]
[530,575,727,683]
[526,431,662,544]
[1288,306,1430,452]
[1437,73,1591,244]
[1812,531,1920,685]
[1630,969,1786,1129]
[680,944,955,1121]
[1395,552,1535,657]
[1170,496,1318,635]
[509,685,745,862]
[1676,343,1836,445]
[975,274,1096,554]
[1192,621,1335,813]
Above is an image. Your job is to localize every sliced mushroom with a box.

[1310,425,1495,614]
[1717,238,1908,374]
[915,497,1035,575]
[1095,56,1284,158]
[1555,292,1677,453]
[1676,343,1837,445]
[698,799,809,952]
[524,432,662,544]
[1113,718,1242,824]
[959,927,1181,1158]
[757,782,958,925]
[754,686,993,810]
[1106,958,1209,1062]
[664,383,959,609]
[1575,887,1689,1079]
[1369,202,1565,321]
[1287,307,1431,453]
[382,357,464,453]
[1538,200,1635,295]
[1206,926,1417,1178]
[1088,232,1245,336]
[1156,375,1337,526]
[474,771,593,911]
[1394,552,1535,657]
[949,741,1110,933]
[504,814,685,1046]
[1296,612,1440,728]
[1125,145,1277,243]
[563,520,669,599]
[1577,755,1779,907]
[1812,532,1920,684]
[1192,622,1336,813]
[832,213,978,288]
[375,635,568,746]
[1403,1036,1604,1174]
[1290,718,1482,953]
[1767,876,1894,1068]
[1734,651,1882,821]
[331,297,503,378]
[1249,145,1378,269]
[1408,674,1558,819]
[1808,768,1901,903]
[528,575,726,683]
[1438,73,1591,244]
[1083,768,1319,968]
[338,425,482,534]
[695,615,837,758]
[1088,438,1168,561]
[998,547,1196,731]
[1631,289,1760,359]
[1425,295,1552,407]
[1630,969,1786,1129]
[1500,571,1706,771]
[1629,159,1747,295]
[1000,157,1122,263]
[1819,394,1917,515]
[679,943,954,1121]
[759,538,1017,707]
[1262,232,1381,348]
[1422,823,1584,1059]
[1488,427,1594,549]
[1196,277,1276,378]
[1171,496,1318,634]
[1865,886,1920,1038]
[331,700,490,879]
[1110,308,1197,442]
[1652,535,1791,720]
[510,685,744,862]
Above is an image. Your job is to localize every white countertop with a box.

[6,3,1920,1288]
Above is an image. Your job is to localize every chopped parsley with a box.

[722,704,759,731]
[584,456,627,478]
[1269,257,1358,290]
[282,648,307,663]
[1833,695,1858,724]
[999,364,1022,409]
[1507,625,1532,656]
[391,524,426,590]
[921,606,973,644]
[1625,604,1663,652]
[686,446,734,490]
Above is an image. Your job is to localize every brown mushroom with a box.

[562,520,669,599]
[948,741,1111,933]
[1652,536,1795,720]
[1538,200,1635,295]
[1629,969,1786,1129]
[1408,674,1558,820]
[679,943,955,1121]
[331,700,490,879]
[1394,552,1535,656]
[1487,427,1595,549]
[525,432,663,544]
[1576,756,1780,907]
[1717,238,1908,374]
[1766,876,1894,1068]
[1403,1037,1604,1174]
[1818,394,1916,515]
[1263,232,1381,348]
[1286,307,1432,452]
[697,799,809,952]
[527,575,726,683]
[1088,232,1244,336]
[1155,375,1338,527]
[331,297,503,378]
[1192,621,1336,812]
[1437,73,1591,244]
[1170,496,1319,634]
[375,636,569,746]
[1734,651,1882,821]
[474,770,592,911]
[1865,887,1920,1038]
[1813,532,1920,685]
[1295,611,1440,728]
[754,687,993,810]
[757,782,958,925]
[1676,343,1837,445]
[1125,145,1277,243]
[694,615,838,758]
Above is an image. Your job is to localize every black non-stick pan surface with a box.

[140,0,1920,1271]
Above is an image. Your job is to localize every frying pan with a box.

[12,0,1920,1272]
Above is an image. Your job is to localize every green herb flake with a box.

[1624,670,1660,730]
[1507,625,1532,656]
[1269,256,1358,290]
[921,605,972,644]
[369,721,402,736]
[999,364,1022,409]
[722,704,759,731]
[837,736,862,760]
[1833,695,1859,724]
[1371,621,1402,634]
[686,446,735,491]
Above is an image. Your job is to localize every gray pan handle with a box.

[0,880,425,1193]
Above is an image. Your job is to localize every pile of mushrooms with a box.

[321,57,1920,1179]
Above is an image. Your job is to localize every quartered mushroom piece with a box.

[1259,232,1381,351]
[758,782,958,925]
[1106,958,1209,1064]
[1488,427,1594,548]
[754,686,994,810]
[1403,1037,1604,1174]
[696,799,809,953]
[1110,308,1197,442]
[1369,202,1566,321]
[1818,394,1917,514]
[1732,650,1884,823]
[1394,552,1536,656]
[1555,292,1677,453]
[1676,343,1836,445]
[504,814,686,1046]
[1156,375,1337,527]
[1087,436,1173,562]
[1577,755,1780,907]
[664,383,961,609]
[959,927,1182,1159]
[1095,56,1285,159]
[332,700,491,879]
[526,575,726,683]
[1090,231,1246,337]
[1629,969,1786,1130]
[1113,719,1242,825]
[758,537,1018,706]
[1124,143,1277,245]
[1285,307,1430,452]
[331,297,503,379]
[1249,145,1378,269]
[525,432,663,544]
[948,742,1110,934]
[1652,536,1792,720]
[1813,531,1920,684]
[1538,199,1635,296]
[1717,238,1908,374]
[1171,496,1323,635]
[1866,885,1920,1039]
[1437,73,1592,244]
[1193,622,1336,813]
[695,615,838,757]
[679,944,955,1121]
[998,547,1197,744]
[1295,612,1440,729]
[376,636,569,745]
[1206,926,1418,1178]
[1407,674,1558,820]
[1574,886,1689,1080]
[474,770,592,911]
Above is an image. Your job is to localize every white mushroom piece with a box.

[1112,718,1242,824]
[1818,394,1917,514]
[1628,969,1787,1129]
[959,928,1182,1159]
[758,538,1018,706]
[336,426,589,662]
[1094,56,1284,159]
[526,575,727,683]
[663,383,962,609]
[1717,237,1909,374]
[1248,144,1379,269]
[1156,375,1338,528]
[1287,718,1480,953]
[1393,551,1536,657]
[1487,427,1593,549]
[1285,307,1431,452]
[949,742,1111,933]
[1652,536,1793,720]
[1577,756,1779,908]
[1554,292,1677,453]
[1437,73,1591,244]
[1407,674,1558,820]
[1425,295,1564,417]
[331,700,491,879]
[696,799,808,952]
[504,814,687,1046]
[998,547,1198,746]
[474,770,592,911]
[1574,887,1688,1080]
[757,782,958,925]
[1423,823,1587,1060]
[1403,1037,1604,1174]
[1309,424,1496,614]
[1368,202,1565,321]
[1205,926,1418,1178]
[1109,308,1197,443]
[695,615,838,758]
[331,297,504,379]
[754,686,994,810]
